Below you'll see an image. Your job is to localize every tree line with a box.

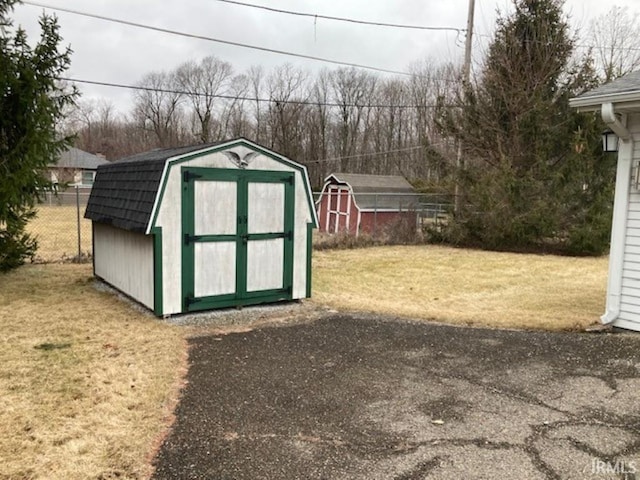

[65,60,461,189]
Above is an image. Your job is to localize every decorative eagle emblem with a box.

[222,150,259,169]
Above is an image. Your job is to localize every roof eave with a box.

[570,90,640,112]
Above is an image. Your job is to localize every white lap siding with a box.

[619,124,640,328]
[93,223,154,310]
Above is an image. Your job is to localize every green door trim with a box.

[306,222,313,298]
[151,226,164,316]
[181,167,295,312]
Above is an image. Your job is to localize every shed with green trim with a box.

[85,138,318,316]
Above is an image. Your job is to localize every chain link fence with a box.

[313,191,454,245]
[28,186,93,263]
[26,187,455,262]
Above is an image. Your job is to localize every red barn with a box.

[316,173,418,236]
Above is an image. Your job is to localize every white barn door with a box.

[181,167,294,312]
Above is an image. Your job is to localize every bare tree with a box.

[175,55,233,143]
[305,69,332,185]
[407,60,459,180]
[589,6,640,81]
[330,68,377,172]
[247,65,266,143]
[68,54,472,186]
[266,64,310,159]
[219,73,250,139]
[133,71,183,147]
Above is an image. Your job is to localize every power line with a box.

[474,32,640,52]
[61,77,452,110]
[212,0,465,33]
[307,145,426,165]
[22,1,421,77]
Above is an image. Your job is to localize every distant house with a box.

[49,147,108,186]
[316,173,418,236]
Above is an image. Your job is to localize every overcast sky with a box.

[10,0,640,114]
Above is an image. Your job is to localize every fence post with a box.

[76,185,81,259]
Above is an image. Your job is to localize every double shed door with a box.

[181,167,294,312]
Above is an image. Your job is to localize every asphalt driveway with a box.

[153,314,640,479]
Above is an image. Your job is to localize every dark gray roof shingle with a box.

[84,158,166,232]
[85,141,228,232]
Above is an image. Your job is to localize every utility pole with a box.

[462,0,475,86]
[455,0,475,213]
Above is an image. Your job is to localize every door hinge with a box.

[286,230,293,241]
[184,233,203,245]
[183,170,202,183]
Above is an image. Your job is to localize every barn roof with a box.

[85,139,318,233]
[323,173,417,211]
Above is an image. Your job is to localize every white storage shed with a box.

[571,70,640,331]
[85,138,318,316]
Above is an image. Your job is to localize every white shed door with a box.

[181,167,294,312]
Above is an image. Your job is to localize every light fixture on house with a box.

[602,128,619,153]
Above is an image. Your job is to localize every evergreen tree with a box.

[0,0,77,271]
[438,0,612,254]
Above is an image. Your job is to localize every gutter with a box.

[571,90,640,111]
[600,103,632,324]
[601,103,630,141]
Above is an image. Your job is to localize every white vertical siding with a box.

[93,223,154,310]
[618,114,640,329]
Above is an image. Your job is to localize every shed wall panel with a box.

[292,169,313,299]
[94,223,154,309]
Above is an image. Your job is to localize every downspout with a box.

[601,102,632,324]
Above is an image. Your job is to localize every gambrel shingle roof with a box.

[85,142,226,232]
[85,138,320,233]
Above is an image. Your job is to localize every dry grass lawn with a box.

[313,245,608,331]
[0,264,186,480]
[27,206,93,262]
[0,239,609,477]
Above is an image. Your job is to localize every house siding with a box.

[93,223,154,309]
[617,114,640,329]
